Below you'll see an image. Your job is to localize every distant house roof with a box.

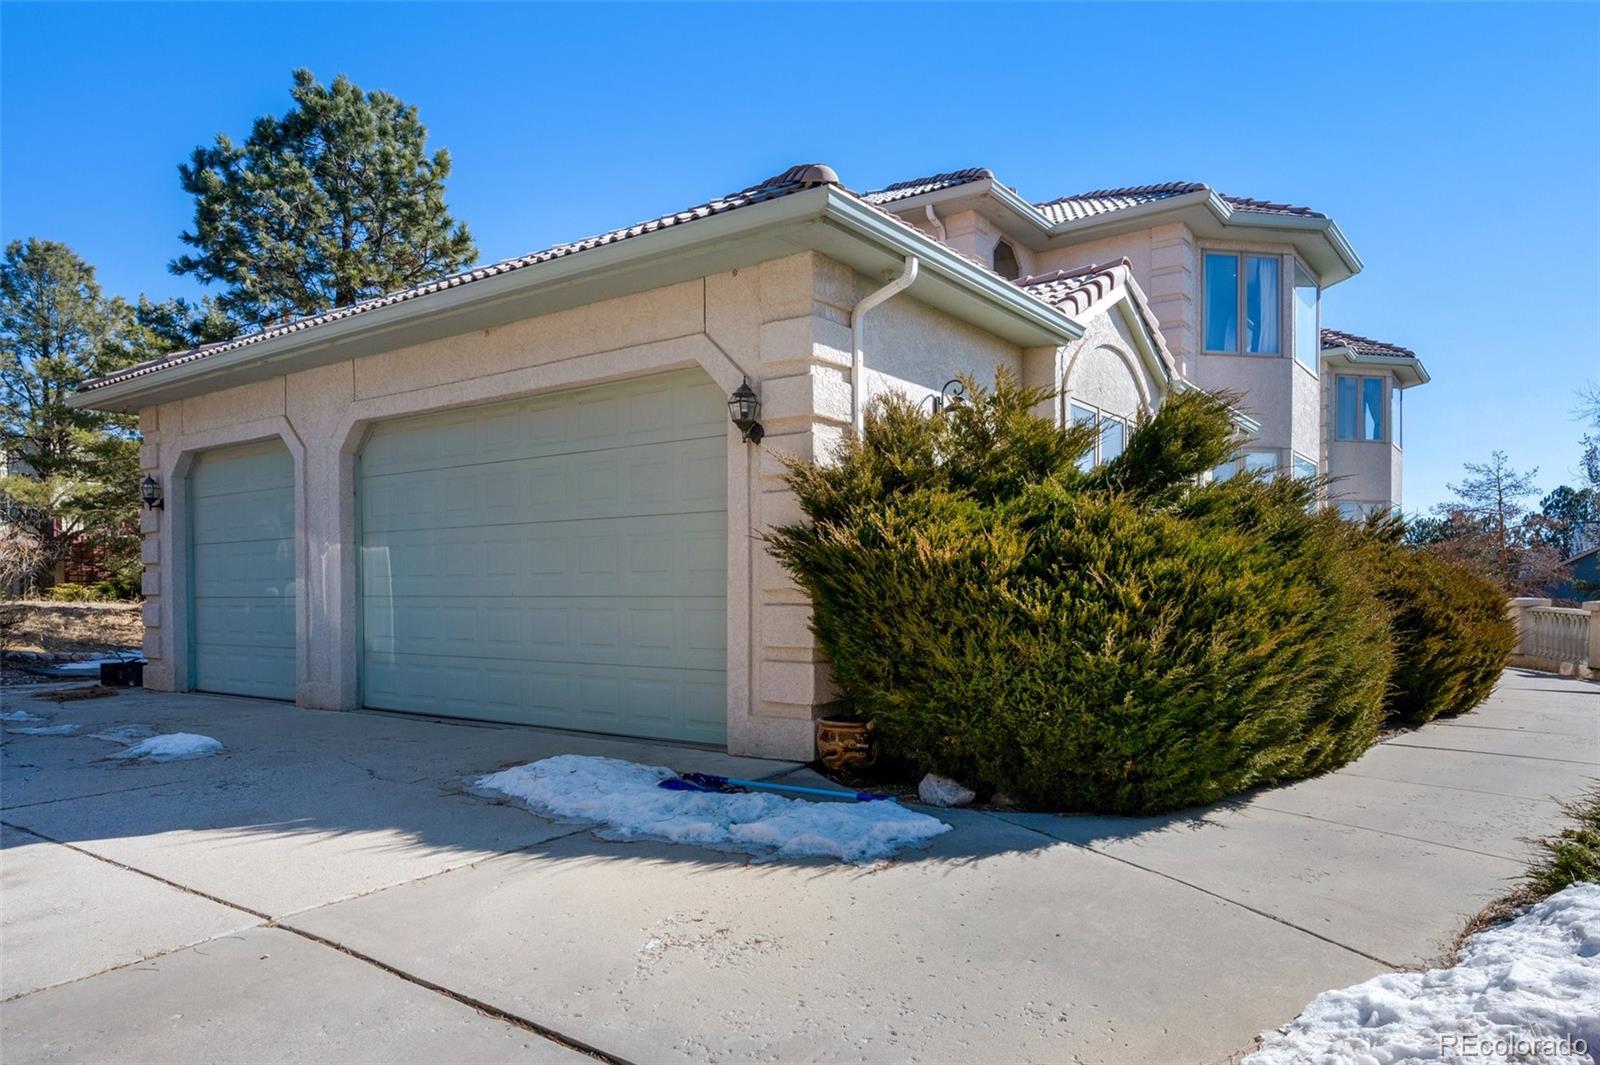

[1034,182,1325,224]
[1320,328,1416,359]
[80,164,844,395]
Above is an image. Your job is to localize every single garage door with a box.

[189,439,297,699]
[358,369,728,744]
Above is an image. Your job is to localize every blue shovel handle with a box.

[659,772,889,802]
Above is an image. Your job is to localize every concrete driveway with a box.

[2,670,1595,1064]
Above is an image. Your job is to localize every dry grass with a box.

[1452,783,1600,956]
[0,599,144,655]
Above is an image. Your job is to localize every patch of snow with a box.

[50,656,140,675]
[475,755,950,863]
[0,710,42,723]
[7,723,78,735]
[1246,882,1600,1064]
[88,724,157,744]
[116,733,223,762]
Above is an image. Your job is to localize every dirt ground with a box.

[1,600,144,656]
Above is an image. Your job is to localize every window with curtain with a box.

[1362,378,1384,440]
[993,240,1020,280]
[1293,262,1318,371]
[1336,375,1386,441]
[1245,256,1279,353]
[1206,252,1280,354]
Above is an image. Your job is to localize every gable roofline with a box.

[1015,260,1178,384]
[72,167,1085,413]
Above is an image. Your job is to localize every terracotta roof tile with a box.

[80,165,840,394]
[1320,328,1416,359]
[1034,182,1324,224]
[862,168,994,204]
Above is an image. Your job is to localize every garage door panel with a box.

[360,373,726,480]
[359,370,727,743]
[360,433,726,535]
[362,596,725,671]
[190,440,296,700]
[362,655,726,744]
[360,513,726,599]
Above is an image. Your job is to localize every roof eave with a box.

[72,184,1081,413]
[1321,346,1430,388]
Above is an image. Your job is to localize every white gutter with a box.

[850,255,920,434]
[923,205,947,242]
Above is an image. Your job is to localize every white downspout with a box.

[850,256,919,435]
[923,205,947,242]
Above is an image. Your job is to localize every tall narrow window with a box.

[1392,386,1403,448]
[993,240,1020,280]
[1362,378,1384,441]
[1070,402,1097,471]
[1205,253,1239,352]
[1245,256,1279,353]
[1336,376,1358,439]
[1293,262,1318,371]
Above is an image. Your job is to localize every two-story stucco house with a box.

[70,162,1428,760]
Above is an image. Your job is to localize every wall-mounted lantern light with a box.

[140,475,163,510]
[919,379,968,416]
[728,381,764,444]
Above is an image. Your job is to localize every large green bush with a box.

[771,373,1394,814]
[1357,518,1514,725]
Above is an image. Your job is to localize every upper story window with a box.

[1292,262,1319,373]
[992,240,1020,280]
[1069,402,1127,470]
[1212,448,1280,482]
[1391,385,1403,448]
[1336,375,1386,442]
[1205,252,1279,355]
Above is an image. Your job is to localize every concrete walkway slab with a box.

[0,926,589,1064]
[285,822,1380,1065]
[996,803,1524,967]
[0,825,257,1000]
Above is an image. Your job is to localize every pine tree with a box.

[171,69,478,331]
[0,239,143,590]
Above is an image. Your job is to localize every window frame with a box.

[1335,373,1389,442]
[1292,259,1319,375]
[992,239,1021,281]
[1203,250,1285,357]
[1068,400,1129,468]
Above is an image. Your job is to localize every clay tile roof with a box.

[79,164,842,394]
[1320,328,1416,359]
[862,168,995,205]
[1013,264,1122,314]
[1034,182,1324,224]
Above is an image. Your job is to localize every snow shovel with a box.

[658,772,890,803]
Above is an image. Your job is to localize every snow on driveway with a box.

[1247,882,1600,1064]
[7,723,79,735]
[475,754,950,863]
[116,733,224,762]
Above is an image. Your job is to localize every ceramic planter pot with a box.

[816,717,878,774]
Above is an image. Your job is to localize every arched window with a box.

[992,240,1020,280]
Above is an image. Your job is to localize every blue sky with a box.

[3,2,1596,512]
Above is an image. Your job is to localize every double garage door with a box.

[185,371,729,744]
[357,370,729,744]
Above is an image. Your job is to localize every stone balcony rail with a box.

[1506,597,1599,679]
